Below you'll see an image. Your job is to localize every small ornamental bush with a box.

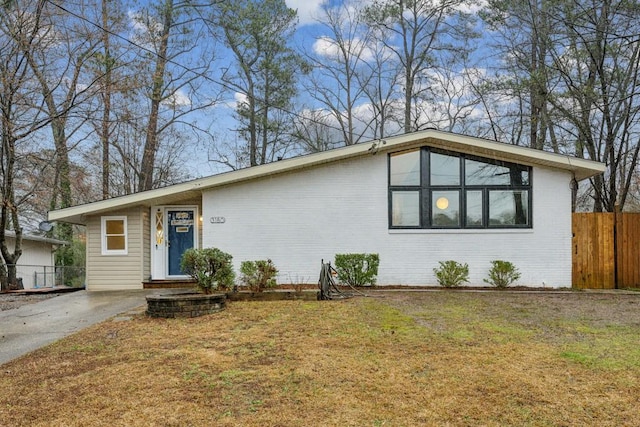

[180,248,235,294]
[484,260,521,288]
[334,253,380,287]
[433,260,469,287]
[240,259,279,292]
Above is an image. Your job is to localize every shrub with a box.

[334,253,380,287]
[484,260,521,288]
[180,248,235,294]
[433,260,469,287]
[240,259,279,292]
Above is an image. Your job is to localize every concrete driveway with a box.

[0,290,177,366]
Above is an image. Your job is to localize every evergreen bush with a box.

[334,253,380,287]
[484,260,521,288]
[180,248,235,294]
[240,259,279,292]
[433,260,469,287]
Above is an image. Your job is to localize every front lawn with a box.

[2,291,639,426]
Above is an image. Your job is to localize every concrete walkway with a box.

[0,290,178,366]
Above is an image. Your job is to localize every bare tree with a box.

[91,0,129,199]
[482,0,640,211]
[137,0,173,191]
[422,61,481,132]
[98,100,193,195]
[359,36,402,140]
[306,2,373,146]
[363,0,476,133]
[134,0,220,191]
[292,109,343,153]
[14,1,107,269]
[0,0,52,290]
[545,0,640,211]
[482,0,560,151]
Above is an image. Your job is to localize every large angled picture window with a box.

[388,148,532,229]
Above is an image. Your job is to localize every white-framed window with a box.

[101,216,128,255]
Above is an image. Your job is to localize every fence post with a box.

[614,206,619,289]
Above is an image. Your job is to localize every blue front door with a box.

[167,209,195,276]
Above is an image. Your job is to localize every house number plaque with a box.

[210,216,226,224]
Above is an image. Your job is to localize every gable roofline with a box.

[49,129,605,225]
[4,230,68,246]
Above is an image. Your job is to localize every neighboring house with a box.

[48,130,605,291]
[3,231,67,289]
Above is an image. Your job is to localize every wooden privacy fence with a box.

[572,212,640,289]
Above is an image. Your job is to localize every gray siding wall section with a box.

[6,237,56,289]
[202,154,573,287]
[86,207,144,290]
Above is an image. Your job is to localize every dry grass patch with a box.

[1,291,640,426]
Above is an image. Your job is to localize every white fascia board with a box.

[48,130,605,225]
[4,230,68,245]
[48,143,370,225]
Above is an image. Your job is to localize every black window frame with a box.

[388,147,533,229]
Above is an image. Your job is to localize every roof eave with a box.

[47,144,369,225]
[4,230,68,245]
[48,130,605,225]
[389,132,605,181]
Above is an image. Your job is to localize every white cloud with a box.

[128,10,162,50]
[312,36,337,57]
[455,0,488,15]
[163,89,192,108]
[234,92,248,106]
[312,36,375,62]
[285,0,328,26]
[127,10,145,33]
[217,92,249,111]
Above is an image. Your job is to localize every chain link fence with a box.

[7,265,86,289]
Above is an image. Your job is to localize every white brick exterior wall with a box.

[202,153,573,288]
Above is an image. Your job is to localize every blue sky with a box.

[128,0,490,178]
[285,0,330,26]
[186,0,344,176]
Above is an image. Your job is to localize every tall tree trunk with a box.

[101,0,112,199]
[139,0,173,191]
[0,133,22,291]
[404,68,413,133]
[247,78,257,166]
[529,16,540,149]
[51,119,74,266]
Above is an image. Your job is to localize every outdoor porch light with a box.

[436,197,449,210]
